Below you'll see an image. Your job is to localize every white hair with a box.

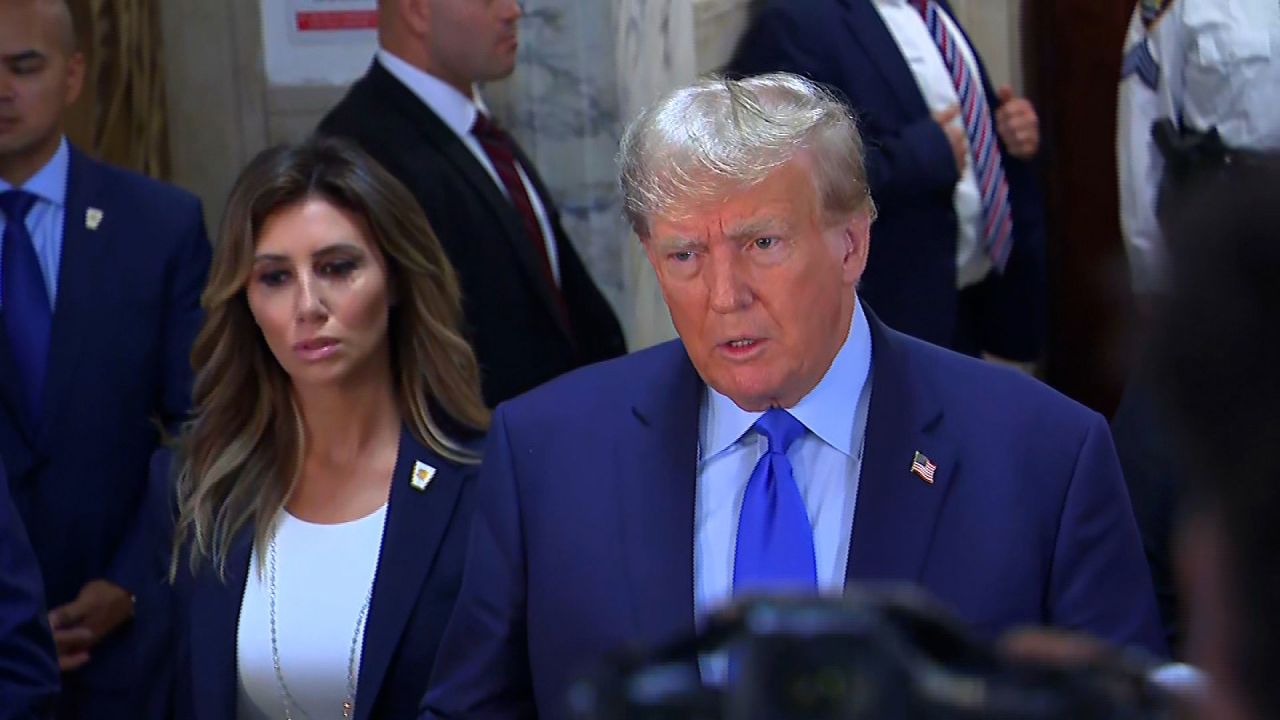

[618,72,876,237]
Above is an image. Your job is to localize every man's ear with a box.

[840,210,871,286]
[64,51,86,108]
[396,0,431,35]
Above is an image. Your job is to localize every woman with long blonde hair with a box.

[169,136,487,720]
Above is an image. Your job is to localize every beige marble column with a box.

[159,0,268,233]
[948,0,1024,91]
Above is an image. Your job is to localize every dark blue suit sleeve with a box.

[727,5,960,201]
[421,405,535,719]
[1047,414,1167,656]
[0,468,58,720]
[104,199,208,599]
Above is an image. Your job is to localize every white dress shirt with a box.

[1118,0,1280,294]
[873,0,991,288]
[694,299,873,683]
[376,49,562,285]
[237,504,387,720]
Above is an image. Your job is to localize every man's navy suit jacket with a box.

[0,461,58,719]
[420,307,1164,719]
[0,146,209,712]
[729,0,1047,359]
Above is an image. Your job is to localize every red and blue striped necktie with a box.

[913,0,1014,271]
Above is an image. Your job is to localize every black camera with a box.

[568,588,1177,720]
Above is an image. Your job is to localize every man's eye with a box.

[671,251,695,262]
[754,237,778,250]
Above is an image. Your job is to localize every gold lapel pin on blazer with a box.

[410,460,437,491]
[85,207,104,231]
[910,451,937,485]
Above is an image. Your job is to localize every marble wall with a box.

[487,0,758,349]
[484,2,631,326]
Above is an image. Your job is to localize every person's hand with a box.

[995,85,1039,160]
[47,579,134,671]
[933,104,969,176]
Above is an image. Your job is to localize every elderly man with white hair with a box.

[420,72,1165,720]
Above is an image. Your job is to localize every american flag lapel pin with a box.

[85,207,104,231]
[910,451,937,485]
[410,460,437,491]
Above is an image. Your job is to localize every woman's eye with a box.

[320,259,358,277]
[257,270,289,287]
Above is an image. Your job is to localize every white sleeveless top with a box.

[236,504,388,719]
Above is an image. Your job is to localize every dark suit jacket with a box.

[172,428,478,720]
[728,0,1047,359]
[0,146,209,713]
[421,307,1164,720]
[317,61,627,405]
[0,462,58,720]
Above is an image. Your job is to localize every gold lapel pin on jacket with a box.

[910,451,937,485]
[410,460,437,491]
[85,207,104,230]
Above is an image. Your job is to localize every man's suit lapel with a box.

[354,428,468,720]
[615,342,701,648]
[363,63,573,342]
[839,0,934,114]
[846,307,958,584]
[37,148,109,441]
[187,529,252,720]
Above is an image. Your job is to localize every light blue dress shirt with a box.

[0,137,69,309]
[695,298,873,682]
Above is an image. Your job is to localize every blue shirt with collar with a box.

[0,137,69,308]
[695,297,874,682]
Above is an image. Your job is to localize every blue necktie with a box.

[1,190,51,425]
[733,408,818,596]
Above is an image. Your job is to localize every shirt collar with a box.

[0,136,70,207]
[700,297,873,462]
[376,50,489,139]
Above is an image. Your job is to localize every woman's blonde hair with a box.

[172,136,488,579]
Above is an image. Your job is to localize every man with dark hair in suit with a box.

[728,0,1046,366]
[421,73,1162,720]
[0,462,58,720]
[0,1,210,716]
[318,0,626,406]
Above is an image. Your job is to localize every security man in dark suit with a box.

[318,0,626,406]
[0,1,210,715]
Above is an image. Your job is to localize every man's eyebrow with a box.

[650,235,704,251]
[724,217,788,240]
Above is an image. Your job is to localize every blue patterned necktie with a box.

[913,0,1015,271]
[733,408,818,597]
[1,190,51,425]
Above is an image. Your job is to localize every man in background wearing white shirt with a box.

[318,0,626,407]
[728,0,1047,368]
[1117,0,1280,305]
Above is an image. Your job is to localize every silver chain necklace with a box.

[267,533,374,720]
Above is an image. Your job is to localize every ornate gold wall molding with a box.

[67,0,169,178]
